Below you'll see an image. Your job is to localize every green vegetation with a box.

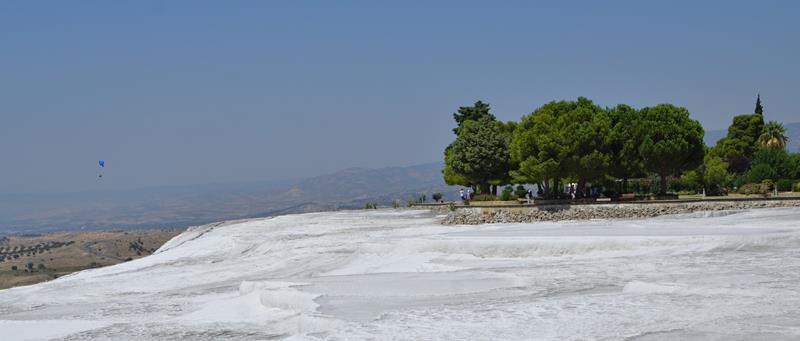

[712,113,764,173]
[776,179,794,192]
[738,183,769,195]
[755,93,764,116]
[444,103,512,195]
[443,94,798,199]
[364,202,378,209]
[759,121,789,148]
[470,194,498,202]
[514,185,528,198]
[500,186,514,201]
[638,104,705,194]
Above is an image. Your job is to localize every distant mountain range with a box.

[704,122,800,152]
[0,162,456,235]
[8,122,795,235]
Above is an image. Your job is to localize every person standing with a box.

[459,189,465,201]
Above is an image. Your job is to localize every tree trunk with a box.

[542,178,549,198]
[577,178,586,198]
[659,172,668,195]
[553,179,561,199]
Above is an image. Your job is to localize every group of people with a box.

[458,186,540,202]
[456,184,607,202]
[459,188,473,201]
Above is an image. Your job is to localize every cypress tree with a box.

[755,94,764,115]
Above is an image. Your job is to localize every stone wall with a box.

[441,200,800,225]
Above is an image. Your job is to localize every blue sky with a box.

[1,1,798,193]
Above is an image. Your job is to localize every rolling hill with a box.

[0,162,455,234]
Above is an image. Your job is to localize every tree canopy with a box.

[713,113,764,173]
[444,117,511,193]
[755,93,764,116]
[608,104,645,184]
[442,95,794,200]
[452,100,495,134]
[637,104,705,194]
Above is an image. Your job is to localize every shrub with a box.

[470,194,498,201]
[11,265,17,271]
[500,186,514,201]
[364,202,378,209]
[432,193,443,202]
[738,183,769,195]
[670,176,695,194]
[392,200,400,209]
[795,182,800,192]
[761,179,774,191]
[776,179,794,192]
[37,263,45,270]
[447,202,456,212]
[747,163,777,183]
[406,200,415,208]
[514,185,528,198]
[752,147,793,178]
[732,175,748,190]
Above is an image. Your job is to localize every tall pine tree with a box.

[755,93,763,115]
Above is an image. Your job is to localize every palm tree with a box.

[759,121,788,148]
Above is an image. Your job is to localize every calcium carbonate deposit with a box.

[1,208,799,340]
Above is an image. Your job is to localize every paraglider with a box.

[98,160,105,178]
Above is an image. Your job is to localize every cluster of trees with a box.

[443,95,796,199]
[704,95,799,193]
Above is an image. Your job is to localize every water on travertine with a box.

[1,208,799,340]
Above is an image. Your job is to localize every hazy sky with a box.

[2,1,798,193]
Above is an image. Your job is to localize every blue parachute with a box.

[98,160,105,178]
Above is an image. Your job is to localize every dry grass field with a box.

[0,228,184,289]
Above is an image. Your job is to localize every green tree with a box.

[758,121,789,148]
[452,100,495,134]
[509,100,571,198]
[443,145,471,187]
[445,117,511,194]
[790,153,800,179]
[514,185,528,198]
[510,98,611,198]
[703,155,732,195]
[755,93,763,116]
[714,113,765,173]
[751,147,793,178]
[561,98,612,197]
[747,163,777,183]
[608,104,645,192]
[638,104,705,194]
